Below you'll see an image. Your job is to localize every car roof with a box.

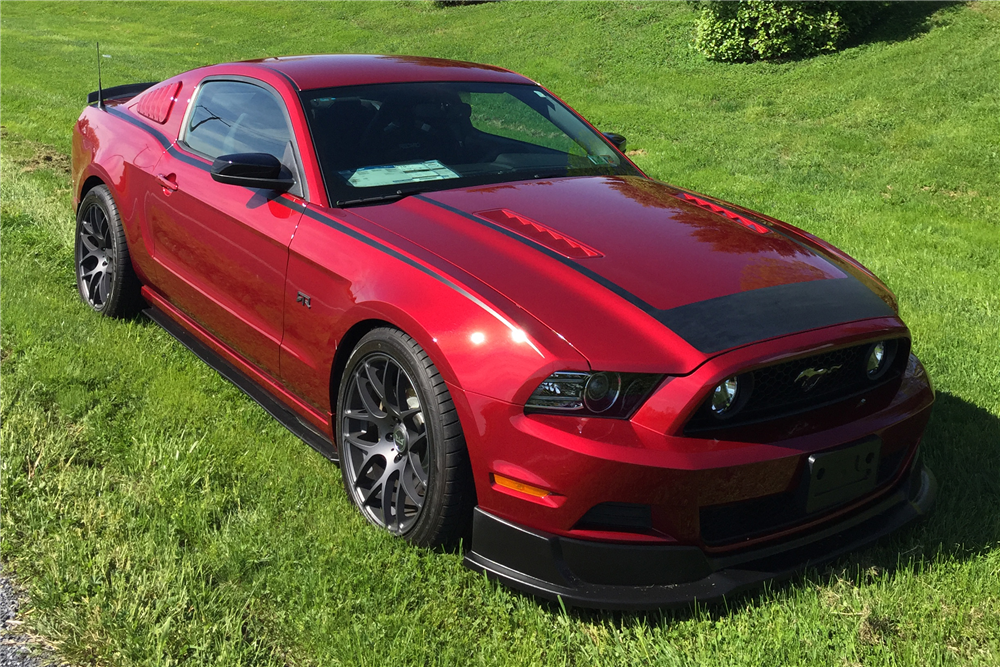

[236,54,534,91]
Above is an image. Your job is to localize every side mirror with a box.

[602,132,627,153]
[211,153,294,191]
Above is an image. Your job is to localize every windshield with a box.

[301,81,641,205]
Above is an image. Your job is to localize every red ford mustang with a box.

[72,54,935,609]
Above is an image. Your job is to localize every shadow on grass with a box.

[756,2,963,64]
[547,391,1000,624]
[847,1,965,49]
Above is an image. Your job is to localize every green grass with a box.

[2,1,999,665]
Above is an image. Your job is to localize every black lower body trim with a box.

[465,463,935,610]
[143,307,338,463]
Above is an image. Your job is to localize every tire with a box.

[74,184,141,317]
[337,327,474,547]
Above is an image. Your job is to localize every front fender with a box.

[279,206,586,413]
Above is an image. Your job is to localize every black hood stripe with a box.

[654,278,895,353]
[414,194,894,353]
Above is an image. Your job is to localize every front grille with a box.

[686,338,909,435]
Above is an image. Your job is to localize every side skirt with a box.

[143,306,339,463]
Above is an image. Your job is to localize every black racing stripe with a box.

[274,199,501,314]
[414,195,655,313]
[103,107,214,174]
[105,106,172,149]
[652,278,895,353]
[414,193,894,353]
[167,145,212,170]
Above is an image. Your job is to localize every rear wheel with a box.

[337,328,474,547]
[74,185,141,317]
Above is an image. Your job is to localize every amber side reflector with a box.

[492,474,551,498]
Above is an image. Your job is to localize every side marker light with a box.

[492,474,551,498]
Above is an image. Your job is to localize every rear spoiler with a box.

[88,81,159,106]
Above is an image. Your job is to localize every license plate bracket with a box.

[806,437,881,514]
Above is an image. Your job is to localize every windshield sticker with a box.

[341,160,460,188]
[588,154,618,166]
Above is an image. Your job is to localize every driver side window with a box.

[184,80,302,194]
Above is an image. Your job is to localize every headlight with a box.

[525,371,664,419]
[584,372,620,413]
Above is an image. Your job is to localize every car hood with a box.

[351,176,896,374]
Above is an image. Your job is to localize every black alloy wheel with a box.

[337,328,474,547]
[74,185,141,317]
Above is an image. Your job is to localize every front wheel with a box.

[337,328,474,547]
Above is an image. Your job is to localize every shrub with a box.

[692,1,888,62]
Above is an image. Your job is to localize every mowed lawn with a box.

[2,1,999,665]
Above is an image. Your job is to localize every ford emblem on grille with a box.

[794,364,843,391]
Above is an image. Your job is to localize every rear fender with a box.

[72,104,169,283]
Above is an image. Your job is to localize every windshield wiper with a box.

[335,188,425,208]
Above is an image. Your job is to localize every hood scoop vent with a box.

[674,191,771,235]
[474,208,603,259]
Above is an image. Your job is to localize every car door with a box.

[146,77,308,377]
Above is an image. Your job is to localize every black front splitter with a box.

[464,463,936,611]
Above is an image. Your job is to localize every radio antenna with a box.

[96,42,103,108]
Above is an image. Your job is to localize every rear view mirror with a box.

[210,153,295,191]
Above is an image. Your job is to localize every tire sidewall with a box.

[336,330,452,545]
[75,186,126,315]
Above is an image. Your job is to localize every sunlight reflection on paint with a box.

[470,332,486,345]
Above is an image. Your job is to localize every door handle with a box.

[156,173,178,192]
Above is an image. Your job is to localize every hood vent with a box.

[474,208,603,259]
[675,192,771,235]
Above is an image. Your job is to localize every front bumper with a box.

[465,462,936,610]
